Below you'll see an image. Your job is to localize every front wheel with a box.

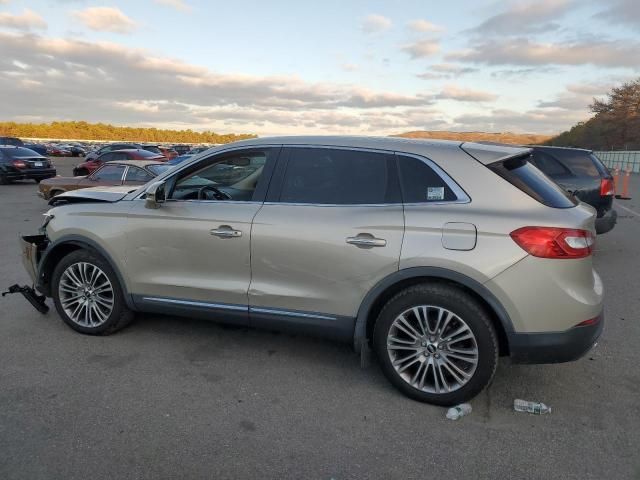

[373,283,498,406]
[51,249,134,335]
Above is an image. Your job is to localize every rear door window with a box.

[125,166,153,183]
[277,148,400,205]
[91,164,126,182]
[488,155,577,208]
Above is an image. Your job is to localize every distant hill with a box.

[0,120,256,144]
[394,130,553,145]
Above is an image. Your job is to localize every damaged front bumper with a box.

[3,234,51,314]
[20,234,49,286]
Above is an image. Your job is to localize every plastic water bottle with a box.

[446,403,472,420]
[514,399,551,414]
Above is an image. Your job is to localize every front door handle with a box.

[346,234,387,248]
[210,226,242,238]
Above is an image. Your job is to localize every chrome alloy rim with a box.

[387,306,479,394]
[58,262,114,327]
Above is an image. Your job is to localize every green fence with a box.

[594,151,640,173]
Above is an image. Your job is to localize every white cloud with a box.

[417,63,478,80]
[153,0,192,13]
[72,7,137,34]
[437,85,498,102]
[402,39,439,59]
[340,63,358,72]
[0,9,47,30]
[448,37,640,68]
[469,0,573,35]
[597,0,640,31]
[407,19,444,33]
[362,14,392,34]
[0,32,442,135]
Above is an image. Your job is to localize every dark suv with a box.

[530,146,617,234]
[0,146,56,184]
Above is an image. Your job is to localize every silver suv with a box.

[19,137,604,405]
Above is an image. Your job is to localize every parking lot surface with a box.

[1,158,639,480]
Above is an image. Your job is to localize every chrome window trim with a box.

[133,143,470,206]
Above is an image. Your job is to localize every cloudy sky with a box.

[1,0,639,136]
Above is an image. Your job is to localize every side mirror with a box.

[145,181,166,209]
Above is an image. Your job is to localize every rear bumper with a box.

[508,312,604,364]
[595,208,617,234]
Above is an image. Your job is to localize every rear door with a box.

[248,146,404,337]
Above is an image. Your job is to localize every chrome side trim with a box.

[250,307,336,321]
[142,297,248,311]
[141,296,337,321]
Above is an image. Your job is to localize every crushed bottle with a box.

[514,399,551,415]
[446,403,472,420]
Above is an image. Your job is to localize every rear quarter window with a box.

[488,155,577,208]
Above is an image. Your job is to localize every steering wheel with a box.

[198,185,232,201]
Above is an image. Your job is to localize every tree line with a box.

[0,121,256,144]
[548,78,640,150]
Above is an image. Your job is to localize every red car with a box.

[72,149,166,176]
[158,146,178,161]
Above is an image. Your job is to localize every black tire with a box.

[34,179,41,184]
[0,174,8,185]
[373,283,498,406]
[51,249,134,335]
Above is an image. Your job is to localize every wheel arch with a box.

[354,267,513,356]
[38,235,135,309]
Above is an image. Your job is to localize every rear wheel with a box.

[51,249,134,335]
[0,174,8,185]
[373,283,498,406]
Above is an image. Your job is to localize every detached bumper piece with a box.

[2,284,49,314]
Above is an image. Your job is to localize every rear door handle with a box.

[346,234,387,248]
[210,226,242,238]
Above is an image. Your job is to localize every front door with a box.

[123,147,279,321]
[249,146,404,336]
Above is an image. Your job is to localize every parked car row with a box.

[17,136,606,406]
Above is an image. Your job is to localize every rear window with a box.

[488,155,577,208]
[0,147,44,159]
[550,149,600,177]
[136,149,164,159]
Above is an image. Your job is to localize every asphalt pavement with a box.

[1,157,639,480]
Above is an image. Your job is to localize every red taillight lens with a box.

[574,315,601,328]
[12,160,26,168]
[600,178,614,196]
[510,227,594,259]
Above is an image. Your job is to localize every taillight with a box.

[574,315,601,328]
[599,178,614,196]
[510,227,594,259]
[12,160,26,168]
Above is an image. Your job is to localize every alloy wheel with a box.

[58,262,114,327]
[386,305,479,394]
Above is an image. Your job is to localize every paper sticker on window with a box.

[427,187,445,201]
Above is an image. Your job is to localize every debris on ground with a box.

[514,399,551,415]
[446,403,472,420]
